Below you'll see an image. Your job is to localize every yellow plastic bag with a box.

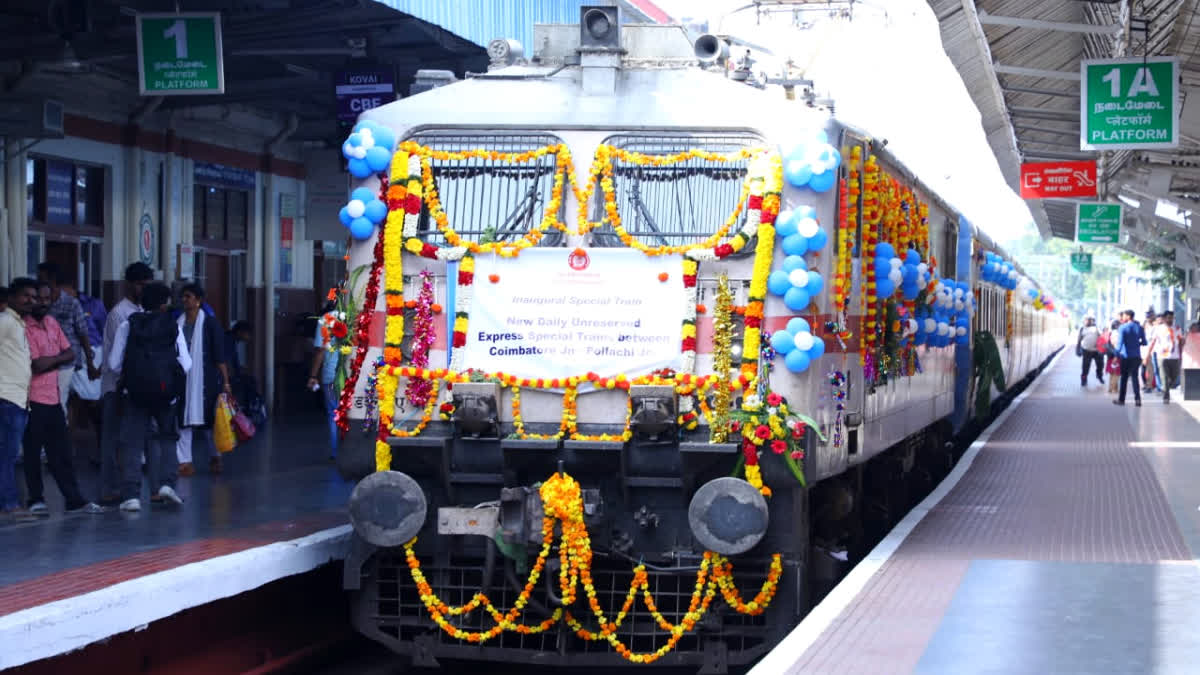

[214,393,237,454]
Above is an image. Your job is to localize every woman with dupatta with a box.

[176,284,231,476]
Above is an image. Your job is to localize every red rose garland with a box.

[334,219,386,433]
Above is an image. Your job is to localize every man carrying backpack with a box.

[107,283,192,512]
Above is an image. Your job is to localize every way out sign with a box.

[1081,56,1178,151]
[1070,252,1092,274]
[136,13,225,95]
[1076,203,1122,244]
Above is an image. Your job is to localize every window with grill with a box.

[406,132,566,247]
[590,133,761,251]
[26,157,105,234]
[193,185,249,246]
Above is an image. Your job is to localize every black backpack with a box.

[121,312,185,408]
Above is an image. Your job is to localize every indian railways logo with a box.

[568,249,590,271]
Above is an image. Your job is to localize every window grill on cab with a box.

[405,132,566,247]
[591,133,762,252]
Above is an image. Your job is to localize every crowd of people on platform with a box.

[0,262,258,519]
[1077,307,1195,406]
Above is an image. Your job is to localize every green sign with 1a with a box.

[1081,56,1178,151]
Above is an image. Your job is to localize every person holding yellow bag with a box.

[174,284,231,476]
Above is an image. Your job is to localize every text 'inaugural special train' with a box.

[326,8,1066,671]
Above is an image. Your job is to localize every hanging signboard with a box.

[1069,252,1093,273]
[461,249,685,380]
[1075,203,1122,244]
[1080,56,1179,151]
[193,162,256,191]
[1019,160,1098,199]
[334,68,394,124]
[136,13,225,96]
[45,160,73,225]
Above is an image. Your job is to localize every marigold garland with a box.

[402,471,782,663]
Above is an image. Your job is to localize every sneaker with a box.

[157,485,183,506]
[1113,400,1125,406]
[68,502,107,514]
[119,498,141,512]
[28,502,49,516]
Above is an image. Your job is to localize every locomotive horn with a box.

[693,34,729,65]
[348,470,428,548]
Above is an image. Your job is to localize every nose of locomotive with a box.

[348,470,428,547]
[687,477,769,555]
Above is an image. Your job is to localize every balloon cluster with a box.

[768,205,827,311]
[781,132,841,193]
[912,278,973,347]
[342,120,397,179]
[1014,276,1056,311]
[979,251,1018,290]
[339,187,387,240]
[768,317,827,373]
[873,243,930,300]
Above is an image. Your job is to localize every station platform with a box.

[0,414,356,671]
[755,353,1200,675]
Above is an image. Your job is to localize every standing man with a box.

[1114,309,1147,407]
[0,281,32,518]
[1077,316,1103,386]
[36,263,100,419]
[1147,310,1184,403]
[19,280,103,515]
[98,262,154,505]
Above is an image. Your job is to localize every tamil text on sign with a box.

[136,13,225,96]
[1081,56,1178,151]
[461,249,686,380]
[1075,203,1122,244]
[1069,252,1093,274]
[1020,160,1098,199]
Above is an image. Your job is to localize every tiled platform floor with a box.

[777,354,1200,674]
[0,410,358,617]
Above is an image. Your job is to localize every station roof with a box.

[934,0,1199,266]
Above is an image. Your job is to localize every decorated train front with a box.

[324,17,1056,669]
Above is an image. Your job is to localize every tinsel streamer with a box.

[829,370,847,450]
[710,274,734,443]
[404,270,436,407]
[334,216,386,433]
[362,356,384,434]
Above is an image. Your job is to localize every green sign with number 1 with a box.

[136,13,225,96]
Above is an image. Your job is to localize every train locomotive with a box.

[331,9,1066,671]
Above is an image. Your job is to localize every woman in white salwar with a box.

[175,284,231,476]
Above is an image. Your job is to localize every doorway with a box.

[204,253,229,328]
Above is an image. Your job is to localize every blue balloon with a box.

[786,317,811,335]
[365,146,391,173]
[364,199,388,224]
[807,227,828,251]
[902,264,918,284]
[814,143,841,171]
[905,249,921,265]
[776,209,799,237]
[807,336,826,360]
[876,278,895,298]
[346,132,363,148]
[351,187,375,203]
[348,157,371,178]
[914,331,927,346]
[782,233,810,256]
[876,242,896,260]
[901,282,919,301]
[784,287,811,311]
[814,130,829,144]
[784,159,813,187]
[371,126,396,151]
[807,169,836,193]
[338,206,353,227]
[349,217,375,240]
[794,205,817,220]
[767,271,792,296]
[770,330,796,354]
[805,271,824,296]
[784,349,811,373]
[782,255,808,273]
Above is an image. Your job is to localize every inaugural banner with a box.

[461,248,685,380]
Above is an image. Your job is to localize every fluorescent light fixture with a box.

[1117,194,1140,209]
[1155,199,1188,226]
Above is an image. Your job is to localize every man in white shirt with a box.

[1077,316,1103,386]
[108,282,191,511]
[97,262,153,504]
[1146,310,1184,403]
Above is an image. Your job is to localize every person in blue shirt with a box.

[1114,309,1147,406]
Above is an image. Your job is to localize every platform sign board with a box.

[1069,252,1093,273]
[334,68,394,124]
[1081,56,1178,151]
[1075,203,1122,243]
[1020,161,1097,199]
[136,13,225,96]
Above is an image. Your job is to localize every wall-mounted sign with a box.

[1081,56,1179,151]
[178,243,195,279]
[136,13,225,96]
[277,193,297,285]
[1075,203,1122,244]
[1019,160,1097,199]
[138,213,155,264]
[193,162,256,191]
[45,160,73,225]
[334,68,394,124]
[1069,252,1093,274]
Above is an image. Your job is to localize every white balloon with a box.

[937,322,950,336]
[341,140,354,157]
[793,331,815,351]
[953,288,965,297]
[890,257,902,268]
[788,269,808,287]
[924,318,937,333]
[352,146,367,159]
[346,199,366,218]
[905,319,918,335]
[956,326,967,337]
[917,263,928,275]
[889,270,903,285]
[1008,270,1018,279]
[954,300,965,311]
[360,134,375,150]
[810,162,827,176]
[797,217,820,238]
